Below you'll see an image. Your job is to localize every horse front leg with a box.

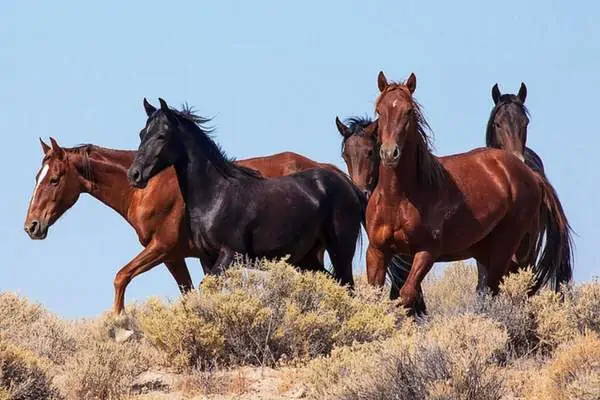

[113,242,168,315]
[211,247,236,275]
[164,258,194,294]
[366,244,390,287]
[400,250,434,312]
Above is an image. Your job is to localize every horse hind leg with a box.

[323,216,360,290]
[473,219,533,295]
[164,258,194,294]
[295,243,329,274]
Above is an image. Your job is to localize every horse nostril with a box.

[392,146,400,160]
[131,169,141,183]
[26,220,39,235]
[362,189,371,199]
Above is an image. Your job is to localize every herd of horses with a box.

[24,71,573,316]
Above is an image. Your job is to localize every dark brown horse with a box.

[486,82,573,290]
[365,71,572,311]
[24,139,345,314]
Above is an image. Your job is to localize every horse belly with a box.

[250,213,323,260]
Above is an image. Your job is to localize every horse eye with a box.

[50,177,59,185]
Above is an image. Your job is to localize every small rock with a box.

[113,327,135,343]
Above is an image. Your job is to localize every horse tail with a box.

[531,175,574,293]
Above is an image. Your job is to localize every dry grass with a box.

[1,259,598,399]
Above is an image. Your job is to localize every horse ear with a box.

[377,71,388,92]
[39,138,50,155]
[143,98,157,117]
[49,137,65,159]
[492,84,501,105]
[518,82,527,103]
[158,98,169,111]
[335,117,351,138]
[406,73,417,94]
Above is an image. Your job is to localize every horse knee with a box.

[113,271,132,291]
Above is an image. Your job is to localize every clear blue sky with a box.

[1,1,598,317]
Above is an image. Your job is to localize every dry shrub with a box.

[572,279,600,333]
[305,314,506,400]
[527,332,600,400]
[0,293,76,366]
[137,259,403,370]
[0,337,61,400]
[478,268,539,357]
[57,340,154,400]
[173,363,240,398]
[530,288,579,350]
[422,261,478,316]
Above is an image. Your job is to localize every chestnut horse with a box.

[365,71,572,311]
[486,82,573,290]
[335,115,426,312]
[24,139,344,314]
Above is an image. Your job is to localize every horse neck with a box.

[73,149,135,219]
[172,127,230,209]
[377,133,432,199]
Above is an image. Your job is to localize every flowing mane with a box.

[486,95,530,147]
[340,115,377,154]
[375,82,444,190]
[168,105,264,180]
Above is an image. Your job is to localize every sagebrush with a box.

[1,260,598,399]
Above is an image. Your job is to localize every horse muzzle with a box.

[127,166,149,189]
[24,219,48,240]
[380,144,402,167]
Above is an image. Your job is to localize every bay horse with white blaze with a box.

[365,71,572,311]
[127,98,363,287]
[24,138,350,315]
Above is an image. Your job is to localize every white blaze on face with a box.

[29,164,49,208]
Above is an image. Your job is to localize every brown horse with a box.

[365,71,572,311]
[24,138,342,314]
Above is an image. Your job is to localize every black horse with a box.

[487,83,573,290]
[128,98,363,288]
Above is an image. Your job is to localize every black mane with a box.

[345,115,374,135]
[486,94,530,147]
[168,104,263,180]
